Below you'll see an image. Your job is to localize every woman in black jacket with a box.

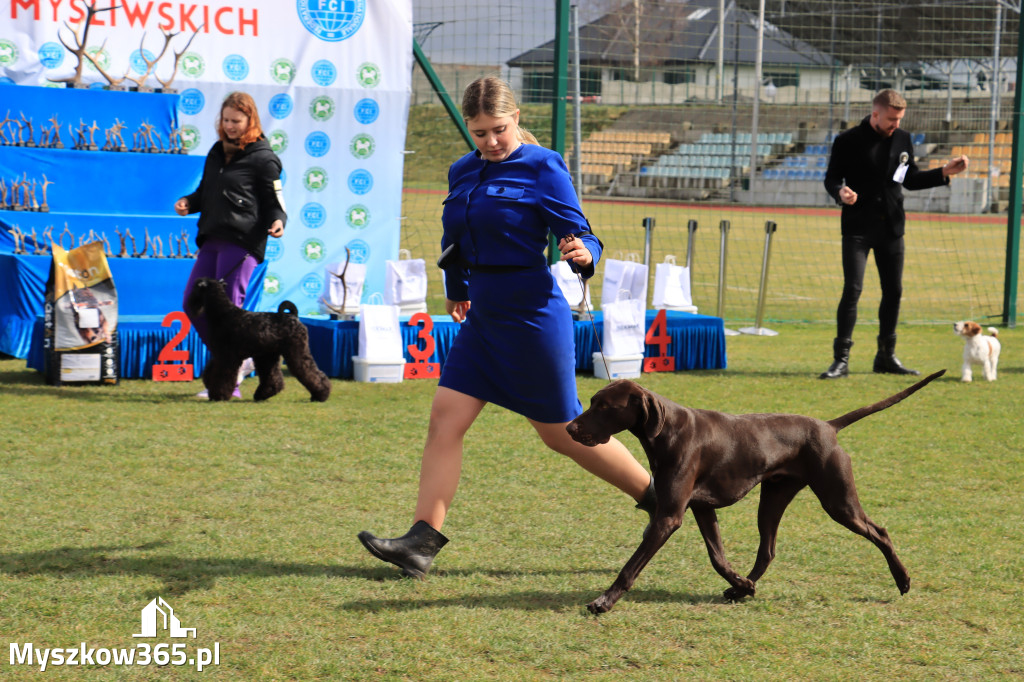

[176,91,287,398]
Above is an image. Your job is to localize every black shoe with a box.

[872,334,920,375]
[357,520,449,579]
[636,478,656,536]
[819,338,853,379]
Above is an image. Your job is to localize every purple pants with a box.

[182,238,258,346]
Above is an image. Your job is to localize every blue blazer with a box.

[440,143,602,301]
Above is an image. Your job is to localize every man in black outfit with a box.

[820,89,968,379]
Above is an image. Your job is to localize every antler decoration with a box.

[322,248,352,316]
[49,3,121,88]
[156,23,204,91]
[126,29,177,90]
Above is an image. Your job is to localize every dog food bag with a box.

[44,241,120,386]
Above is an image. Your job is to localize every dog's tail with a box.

[827,370,945,432]
[987,327,999,337]
[277,300,298,316]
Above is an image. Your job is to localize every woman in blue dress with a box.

[358,77,655,578]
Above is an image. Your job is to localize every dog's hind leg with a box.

[691,506,756,601]
[736,477,807,598]
[282,340,331,402]
[252,355,285,401]
[810,452,910,595]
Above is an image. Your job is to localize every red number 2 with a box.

[158,311,191,363]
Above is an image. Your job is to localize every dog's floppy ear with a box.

[639,387,667,441]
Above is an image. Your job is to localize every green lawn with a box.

[2,323,1022,680]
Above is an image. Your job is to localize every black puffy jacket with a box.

[182,137,287,262]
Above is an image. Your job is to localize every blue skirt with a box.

[439,266,582,423]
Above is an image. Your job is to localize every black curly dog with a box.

[567,370,944,614]
[186,278,331,402]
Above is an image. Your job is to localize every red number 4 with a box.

[643,309,675,372]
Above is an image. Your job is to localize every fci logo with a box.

[297,0,366,42]
[264,274,281,295]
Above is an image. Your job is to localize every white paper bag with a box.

[551,260,592,309]
[602,295,646,356]
[384,258,427,306]
[652,256,692,309]
[357,304,404,360]
[321,262,367,314]
[601,259,648,308]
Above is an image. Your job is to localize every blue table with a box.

[304,310,727,379]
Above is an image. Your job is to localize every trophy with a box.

[40,175,53,213]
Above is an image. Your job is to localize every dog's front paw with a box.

[586,594,615,615]
[723,585,755,602]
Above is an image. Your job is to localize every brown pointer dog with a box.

[566,370,944,614]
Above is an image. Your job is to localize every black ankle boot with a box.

[636,478,656,535]
[819,338,853,379]
[357,520,449,579]
[872,334,919,375]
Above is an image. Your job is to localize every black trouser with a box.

[836,232,904,340]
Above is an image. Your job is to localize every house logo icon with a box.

[133,597,196,639]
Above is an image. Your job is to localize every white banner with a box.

[1,0,413,313]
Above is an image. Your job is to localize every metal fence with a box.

[403,0,1024,327]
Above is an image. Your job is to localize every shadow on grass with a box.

[1,543,691,611]
[339,587,717,613]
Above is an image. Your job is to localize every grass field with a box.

[2,323,1022,680]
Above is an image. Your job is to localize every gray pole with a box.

[748,0,766,195]
[739,220,779,336]
[716,0,726,103]
[643,217,655,309]
[717,220,740,335]
[988,2,1002,212]
[570,4,583,199]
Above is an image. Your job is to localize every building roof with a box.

[507,0,836,68]
[736,0,1019,67]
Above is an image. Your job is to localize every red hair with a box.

[217,91,263,148]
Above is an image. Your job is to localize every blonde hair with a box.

[462,76,538,145]
[873,89,906,111]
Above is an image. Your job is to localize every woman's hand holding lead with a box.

[558,235,592,268]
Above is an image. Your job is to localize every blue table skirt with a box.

[1,252,265,359]
[305,310,727,379]
[25,310,727,380]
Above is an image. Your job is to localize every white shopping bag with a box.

[384,257,427,306]
[357,304,404,360]
[602,294,646,356]
[601,258,648,308]
[321,262,367,315]
[652,255,693,309]
[551,260,592,309]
